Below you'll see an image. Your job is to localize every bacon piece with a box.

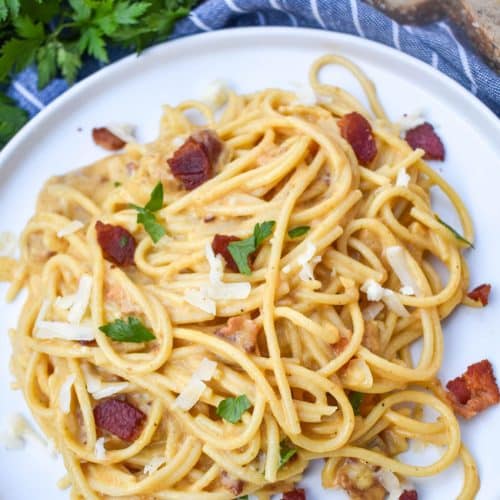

[79,340,97,347]
[92,127,126,151]
[467,284,491,306]
[93,398,146,441]
[400,490,418,500]
[338,112,377,166]
[215,315,260,353]
[446,377,471,405]
[211,234,241,272]
[404,122,445,161]
[220,471,243,496]
[446,359,500,419]
[95,221,136,267]
[282,488,306,500]
[332,336,350,356]
[191,130,223,165]
[167,130,222,190]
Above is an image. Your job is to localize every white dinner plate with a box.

[1,27,499,500]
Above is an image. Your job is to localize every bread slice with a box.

[364,0,445,24]
[445,0,500,72]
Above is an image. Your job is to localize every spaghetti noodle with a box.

[2,54,484,499]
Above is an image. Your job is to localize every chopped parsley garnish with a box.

[435,215,474,248]
[288,225,310,238]
[348,391,364,416]
[216,394,252,423]
[114,181,122,187]
[99,316,155,343]
[118,235,129,248]
[130,182,166,243]
[228,221,275,275]
[279,440,297,468]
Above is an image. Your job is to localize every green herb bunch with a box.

[0,0,196,147]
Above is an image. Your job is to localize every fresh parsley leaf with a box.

[216,394,251,424]
[0,0,20,22]
[144,181,163,212]
[236,496,249,500]
[99,316,155,343]
[118,235,129,248]
[227,237,255,276]
[349,391,364,416]
[68,0,91,23]
[130,182,166,243]
[0,37,40,81]
[13,15,44,39]
[114,181,122,187]
[56,46,81,84]
[279,440,297,468]
[137,209,165,243]
[0,91,27,147]
[435,215,474,248]
[36,43,57,89]
[254,220,275,247]
[228,220,276,275]
[0,0,196,151]
[78,26,108,62]
[288,225,310,238]
[114,1,150,25]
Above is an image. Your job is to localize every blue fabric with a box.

[7,0,500,118]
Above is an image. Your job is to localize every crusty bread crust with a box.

[363,0,499,73]
[364,0,445,24]
[445,0,500,72]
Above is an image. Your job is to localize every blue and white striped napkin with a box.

[7,0,500,121]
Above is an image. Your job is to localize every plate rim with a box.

[1,26,499,168]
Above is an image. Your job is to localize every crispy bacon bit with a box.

[334,458,386,500]
[191,130,223,165]
[79,340,97,347]
[446,359,500,419]
[215,315,260,353]
[167,129,222,190]
[446,377,471,405]
[467,284,491,306]
[92,127,126,151]
[282,488,306,500]
[95,221,136,267]
[220,471,243,495]
[338,112,377,166]
[211,234,241,272]
[404,122,445,161]
[93,398,145,441]
[332,336,350,356]
[400,490,418,500]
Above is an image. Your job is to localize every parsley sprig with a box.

[435,215,474,248]
[279,440,297,468]
[216,394,252,424]
[228,221,275,275]
[130,182,166,243]
[0,0,196,145]
[99,316,155,342]
[0,92,27,148]
[348,391,364,416]
[288,225,310,239]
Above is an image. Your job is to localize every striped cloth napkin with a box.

[7,0,500,119]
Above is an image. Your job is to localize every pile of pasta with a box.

[4,55,485,499]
